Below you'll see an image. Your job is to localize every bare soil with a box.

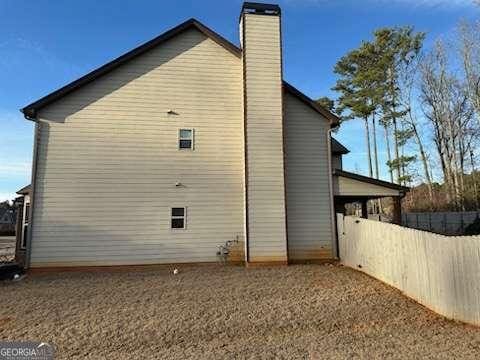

[0,236,15,262]
[0,264,479,359]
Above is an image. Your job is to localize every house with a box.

[0,207,16,235]
[20,2,408,269]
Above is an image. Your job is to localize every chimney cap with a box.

[242,2,281,16]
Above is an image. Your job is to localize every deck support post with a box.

[334,201,346,215]
[392,196,402,225]
[361,200,368,219]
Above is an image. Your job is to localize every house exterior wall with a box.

[284,92,334,260]
[241,13,288,263]
[30,29,245,267]
[333,176,401,197]
[332,154,342,170]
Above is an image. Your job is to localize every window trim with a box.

[171,207,187,230]
[21,202,30,249]
[178,128,194,150]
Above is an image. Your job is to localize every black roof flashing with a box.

[333,169,410,192]
[242,2,281,15]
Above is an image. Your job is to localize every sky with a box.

[1,0,479,202]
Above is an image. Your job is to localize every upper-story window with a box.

[179,129,194,150]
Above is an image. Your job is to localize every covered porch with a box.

[332,169,409,225]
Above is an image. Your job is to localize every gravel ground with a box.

[0,264,479,359]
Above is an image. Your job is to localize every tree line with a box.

[324,19,480,211]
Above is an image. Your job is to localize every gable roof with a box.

[331,138,349,154]
[21,19,241,119]
[283,82,340,126]
[21,18,339,126]
[16,184,31,195]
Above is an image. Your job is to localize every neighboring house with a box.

[0,208,15,227]
[0,207,16,235]
[20,2,408,269]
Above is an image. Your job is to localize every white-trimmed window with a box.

[171,207,186,229]
[179,129,194,150]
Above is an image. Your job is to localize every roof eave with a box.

[283,81,340,127]
[20,108,36,121]
[333,169,410,192]
[331,138,350,155]
[332,150,350,155]
[16,184,31,195]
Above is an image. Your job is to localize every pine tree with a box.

[333,42,383,178]
[316,96,336,113]
[373,27,425,184]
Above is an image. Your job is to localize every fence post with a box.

[460,212,464,234]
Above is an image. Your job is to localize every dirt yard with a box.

[0,236,15,262]
[0,264,479,359]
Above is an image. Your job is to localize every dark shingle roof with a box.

[331,138,349,155]
[16,184,31,195]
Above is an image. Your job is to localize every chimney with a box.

[240,2,288,263]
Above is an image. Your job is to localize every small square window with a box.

[171,207,186,229]
[179,129,194,150]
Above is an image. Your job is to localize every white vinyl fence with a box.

[338,214,480,326]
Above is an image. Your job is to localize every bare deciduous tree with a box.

[459,21,480,126]
[420,41,476,210]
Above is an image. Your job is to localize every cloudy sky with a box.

[1,0,479,201]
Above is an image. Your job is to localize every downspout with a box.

[24,114,40,269]
[240,16,250,264]
[326,128,337,259]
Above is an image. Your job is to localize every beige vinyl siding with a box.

[333,176,401,197]
[284,92,334,260]
[242,13,287,262]
[30,28,245,267]
[332,154,342,170]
